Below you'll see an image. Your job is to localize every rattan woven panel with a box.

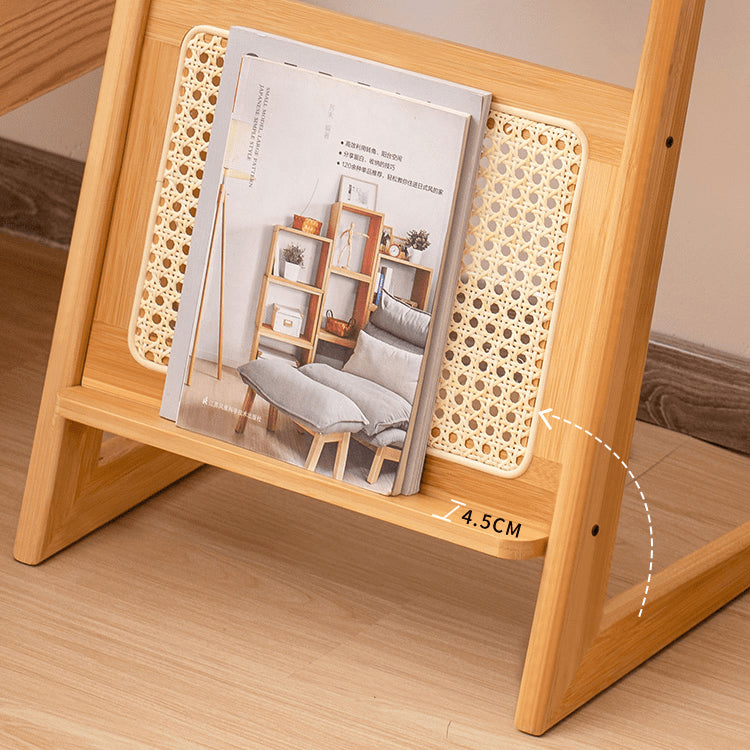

[428,110,585,475]
[130,27,586,476]
[129,27,227,370]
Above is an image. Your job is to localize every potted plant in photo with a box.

[281,242,305,281]
[403,229,430,265]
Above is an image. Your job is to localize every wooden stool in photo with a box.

[235,389,350,481]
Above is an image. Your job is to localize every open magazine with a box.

[162,27,490,496]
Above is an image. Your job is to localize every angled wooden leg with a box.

[515,0,724,734]
[304,433,326,472]
[15,418,200,565]
[266,404,279,432]
[367,447,386,484]
[12,0,196,565]
[234,386,256,434]
[302,431,350,478]
[366,445,401,484]
[556,522,750,720]
[333,432,350,480]
[516,436,750,734]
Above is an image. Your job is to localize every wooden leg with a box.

[514,0,717,734]
[302,431,350,478]
[15,419,199,565]
[234,386,256,434]
[367,447,386,484]
[516,509,750,733]
[333,432,350,481]
[366,445,402,484]
[304,433,326,472]
[555,522,750,721]
[13,0,198,565]
[267,405,279,432]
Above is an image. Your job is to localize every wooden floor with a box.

[1,231,748,748]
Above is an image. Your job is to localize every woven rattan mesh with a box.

[130,28,227,369]
[428,110,584,474]
[130,28,585,476]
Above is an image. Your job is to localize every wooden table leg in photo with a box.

[266,404,279,432]
[333,432,350,482]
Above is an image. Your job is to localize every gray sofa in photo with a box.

[234,291,430,484]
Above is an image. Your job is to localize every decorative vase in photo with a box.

[281,242,304,281]
[404,229,430,265]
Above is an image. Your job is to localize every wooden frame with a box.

[338,175,378,210]
[324,201,384,348]
[13,0,749,736]
[375,254,433,310]
[0,0,115,118]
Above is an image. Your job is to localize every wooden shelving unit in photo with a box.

[322,201,384,351]
[250,224,332,365]
[374,252,433,310]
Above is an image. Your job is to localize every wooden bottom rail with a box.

[44,385,552,560]
[515,521,750,733]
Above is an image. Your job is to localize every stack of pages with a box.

[161,26,491,496]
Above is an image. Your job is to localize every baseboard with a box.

[638,334,750,455]
[2,138,747,455]
[0,137,84,248]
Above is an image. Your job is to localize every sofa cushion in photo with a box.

[356,426,407,449]
[342,329,422,403]
[300,362,412,437]
[369,289,430,348]
[363,322,423,356]
[237,358,368,435]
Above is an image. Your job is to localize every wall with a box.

[0,68,101,161]
[0,0,747,357]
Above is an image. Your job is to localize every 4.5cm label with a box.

[461,508,521,537]
[432,499,522,538]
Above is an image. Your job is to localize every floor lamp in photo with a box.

[186,115,254,385]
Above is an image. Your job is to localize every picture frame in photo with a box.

[338,175,378,210]
[379,225,393,253]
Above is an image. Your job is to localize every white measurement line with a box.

[432,499,466,522]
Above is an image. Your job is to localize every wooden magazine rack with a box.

[14,0,749,735]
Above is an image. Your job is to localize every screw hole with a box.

[665,136,674,148]
[591,524,600,537]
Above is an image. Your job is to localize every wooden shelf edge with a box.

[329,266,372,283]
[259,324,314,349]
[267,275,325,295]
[55,385,549,560]
[317,329,357,348]
[378,253,431,272]
[274,224,332,244]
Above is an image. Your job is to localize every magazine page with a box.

[173,54,470,495]
[161,25,491,421]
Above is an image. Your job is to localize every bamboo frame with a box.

[13,0,748,735]
[0,0,114,117]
